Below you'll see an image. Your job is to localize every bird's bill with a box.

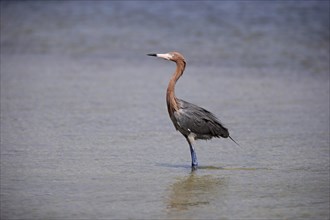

[147,53,172,60]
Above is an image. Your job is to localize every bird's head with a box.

[147,51,185,62]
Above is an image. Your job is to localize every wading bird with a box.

[148,52,238,168]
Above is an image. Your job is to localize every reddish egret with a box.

[148,52,238,168]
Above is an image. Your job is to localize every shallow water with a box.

[1,1,329,219]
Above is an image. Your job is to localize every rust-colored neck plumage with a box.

[166,59,186,118]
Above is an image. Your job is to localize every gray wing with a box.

[175,99,229,139]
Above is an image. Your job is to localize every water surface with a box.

[1,1,329,219]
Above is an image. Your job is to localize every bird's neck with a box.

[166,60,186,117]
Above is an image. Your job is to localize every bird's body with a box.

[148,52,237,168]
[172,99,229,140]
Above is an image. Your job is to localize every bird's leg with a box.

[190,145,198,168]
[186,135,198,168]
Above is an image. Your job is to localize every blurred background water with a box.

[1,1,329,219]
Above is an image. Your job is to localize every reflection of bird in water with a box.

[148,52,238,168]
[167,173,226,212]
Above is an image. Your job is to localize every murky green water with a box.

[1,1,329,219]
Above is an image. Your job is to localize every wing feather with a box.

[175,99,229,139]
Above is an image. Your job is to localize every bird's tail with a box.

[229,136,240,146]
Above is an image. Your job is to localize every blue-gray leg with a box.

[190,145,198,168]
[186,137,198,168]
